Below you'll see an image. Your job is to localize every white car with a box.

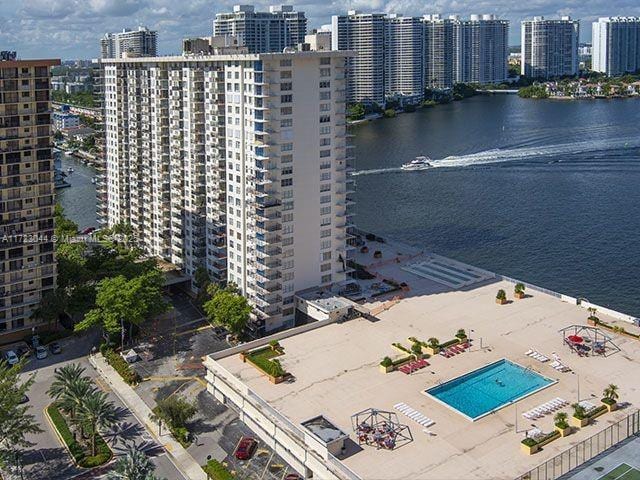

[35,346,48,360]
[4,350,19,365]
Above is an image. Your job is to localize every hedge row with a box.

[439,338,461,349]
[247,355,285,377]
[103,349,141,385]
[203,459,235,480]
[47,404,112,468]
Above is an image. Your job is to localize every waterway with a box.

[55,95,640,317]
[56,153,97,229]
[352,95,640,317]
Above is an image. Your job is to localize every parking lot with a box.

[3,289,299,480]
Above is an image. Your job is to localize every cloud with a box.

[4,0,640,58]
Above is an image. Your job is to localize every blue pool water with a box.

[426,359,555,420]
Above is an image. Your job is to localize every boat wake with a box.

[350,137,640,176]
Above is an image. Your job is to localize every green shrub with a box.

[203,459,235,480]
[247,355,285,377]
[521,437,537,447]
[391,355,413,366]
[103,349,141,385]
[380,356,393,367]
[47,404,111,468]
[455,329,466,339]
[172,426,191,447]
[268,339,280,349]
[496,289,507,300]
[439,339,460,349]
[392,342,411,354]
[383,109,396,118]
[586,405,608,418]
[411,342,422,355]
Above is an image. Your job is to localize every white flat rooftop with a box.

[216,274,640,480]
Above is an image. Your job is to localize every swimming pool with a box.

[425,359,556,421]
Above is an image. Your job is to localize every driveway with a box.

[17,336,186,480]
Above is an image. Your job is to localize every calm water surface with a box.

[57,96,640,316]
[352,95,640,316]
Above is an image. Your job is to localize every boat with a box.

[91,177,96,184]
[65,150,74,155]
[401,156,433,171]
[67,167,74,173]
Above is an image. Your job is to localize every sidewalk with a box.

[89,353,206,480]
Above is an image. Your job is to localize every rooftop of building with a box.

[99,49,352,64]
[212,239,640,480]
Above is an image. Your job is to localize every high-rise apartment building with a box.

[213,5,307,54]
[384,15,424,102]
[332,11,386,106]
[422,14,454,89]
[100,27,158,59]
[521,16,580,78]
[451,14,509,84]
[102,51,355,333]
[0,56,58,342]
[592,17,640,76]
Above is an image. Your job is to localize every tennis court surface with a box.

[598,464,640,480]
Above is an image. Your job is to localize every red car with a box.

[233,437,257,460]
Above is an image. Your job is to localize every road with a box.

[16,333,186,480]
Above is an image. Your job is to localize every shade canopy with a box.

[567,335,583,343]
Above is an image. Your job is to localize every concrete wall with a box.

[203,357,360,479]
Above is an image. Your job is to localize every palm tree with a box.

[58,377,96,420]
[603,384,619,402]
[554,411,568,427]
[47,363,86,401]
[78,390,118,456]
[427,338,439,348]
[107,441,160,480]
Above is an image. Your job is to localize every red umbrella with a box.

[567,335,583,343]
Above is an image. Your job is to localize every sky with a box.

[2,0,640,59]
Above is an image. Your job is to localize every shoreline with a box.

[353,227,639,325]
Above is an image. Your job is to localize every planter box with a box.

[239,352,247,362]
[496,298,508,305]
[521,442,539,455]
[426,346,440,355]
[571,416,589,428]
[602,401,618,412]
[392,344,411,355]
[379,364,394,374]
[555,425,571,437]
[514,292,526,299]
[269,375,285,384]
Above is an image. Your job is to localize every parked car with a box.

[233,437,257,460]
[19,394,29,404]
[3,350,19,365]
[49,342,61,354]
[31,335,40,348]
[35,346,48,360]
[285,474,302,480]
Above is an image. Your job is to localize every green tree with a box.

[203,286,251,335]
[0,361,43,471]
[107,441,161,480]
[603,384,619,402]
[47,363,87,402]
[75,270,168,344]
[78,391,118,457]
[152,395,197,431]
[346,103,365,120]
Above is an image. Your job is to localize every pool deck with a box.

[216,242,640,480]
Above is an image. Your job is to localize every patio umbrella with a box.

[567,335,583,343]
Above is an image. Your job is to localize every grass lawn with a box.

[246,346,280,362]
[599,464,640,480]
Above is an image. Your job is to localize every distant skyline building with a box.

[451,14,509,84]
[521,16,580,78]
[213,5,307,53]
[305,29,332,51]
[100,26,158,59]
[332,11,386,105]
[422,14,454,89]
[384,15,424,102]
[592,17,640,76]
[0,55,58,343]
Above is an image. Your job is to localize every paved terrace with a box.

[217,277,640,480]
